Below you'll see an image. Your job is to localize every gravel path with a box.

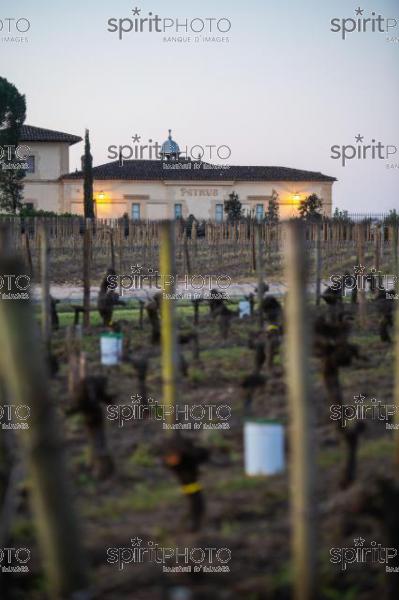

[30,281,331,303]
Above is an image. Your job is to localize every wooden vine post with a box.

[22,229,34,277]
[284,220,318,600]
[251,221,257,273]
[160,221,178,429]
[392,223,399,282]
[394,226,399,463]
[0,231,89,598]
[183,229,191,275]
[374,224,381,272]
[192,220,197,262]
[109,229,115,270]
[356,223,367,328]
[315,221,322,306]
[394,299,399,464]
[255,224,264,327]
[119,224,124,296]
[83,220,91,328]
[40,223,51,348]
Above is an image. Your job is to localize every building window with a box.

[25,156,35,174]
[174,203,182,219]
[132,203,140,220]
[24,202,34,211]
[215,204,224,223]
[256,204,264,221]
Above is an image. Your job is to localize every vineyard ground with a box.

[5,300,395,599]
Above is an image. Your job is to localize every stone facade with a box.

[20,126,336,220]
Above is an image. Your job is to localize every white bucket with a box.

[244,419,285,476]
[100,333,123,365]
[239,300,251,318]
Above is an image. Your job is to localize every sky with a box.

[1,0,398,212]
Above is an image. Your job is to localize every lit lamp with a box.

[292,192,301,203]
[97,191,105,201]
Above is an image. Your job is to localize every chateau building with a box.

[21,126,336,220]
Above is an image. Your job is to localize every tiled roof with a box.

[61,159,336,182]
[20,125,82,145]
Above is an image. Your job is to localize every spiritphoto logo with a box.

[0,144,31,171]
[108,134,232,164]
[330,537,398,572]
[108,265,232,299]
[1,404,30,430]
[106,537,231,572]
[330,393,398,428]
[329,265,397,297]
[330,7,398,41]
[0,17,30,43]
[0,547,31,573]
[107,394,231,430]
[0,274,31,301]
[330,135,398,167]
[107,6,231,43]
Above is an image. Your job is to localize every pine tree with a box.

[224,192,242,223]
[83,129,95,219]
[0,77,27,213]
[265,190,280,224]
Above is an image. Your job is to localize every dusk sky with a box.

[1,0,398,211]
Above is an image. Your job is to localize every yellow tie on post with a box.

[160,221,178,430]
[182,482,202,495]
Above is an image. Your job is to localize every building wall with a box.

[18,140,334,218]
[62,178,333,219]
[22,182,62,212]
[22,142,71,211]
